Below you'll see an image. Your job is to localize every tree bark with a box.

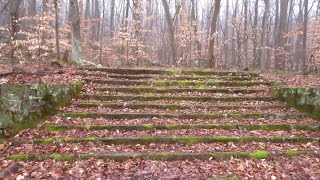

[54,0,61,61]
[208,0,222,68]
[8,0,21,66]
[110,0,115,38]
[276,0,289,70]
[253,0,259,68]
[162,0,177,65]
[259,0,270,70]
[302,0,308,74]
[69,0,84,64]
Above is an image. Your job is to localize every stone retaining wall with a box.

[273,87,320,120]
[0,82,83,136]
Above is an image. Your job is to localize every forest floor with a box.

[1,67,319,179]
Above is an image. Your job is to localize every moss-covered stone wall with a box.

[0,82,83,136]
[272,87,320,120]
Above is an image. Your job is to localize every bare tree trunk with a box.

[8,0,21,67]
[69,0,84,64]
[110,0,115,38]
[28,0,36,16]
[133,0,142,66]
[42,0,48,13]
[191,0,201,58]
[259,0,270,70]
[276,0,289,70]
[54,0,61,61]
[274,0,279,68]
[162,0,177,65]
[224,0,230,68]
[302,0,308,74]
[243,0,249,68]
[208,0,221,68]
[294,0,304,71]
[253,0,259,68]
[99,0,105,65]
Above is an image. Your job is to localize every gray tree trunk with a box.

[69,0,84,64]
[54,0,61,60]
[110,0,115,38]
[208,0,222,68]
[162,0,177,65]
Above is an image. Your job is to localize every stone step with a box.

[94,87,267,94]
[42,123,320,132]
[78,72,261,81]
[60,112,306,120]
[78,94,277,102]
[80,68,259,76]
[84,79,270,87]
[77,103,287,110]
[7,150,317,161]
[49,116,318,126]
[13,136,320,145]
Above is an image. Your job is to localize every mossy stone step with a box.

[95,87,267,94]
[42,123,320,132]
[78,73,260,81]
[78,103,286,110]
[61,112,306,120]
[84,79,269,87]
[79,94,277,102]
[8,150,316,162]
[14,136,320,145]
[80,68,259,76]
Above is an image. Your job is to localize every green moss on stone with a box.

[251,150,269,159]
[8,154,30,161]
[143,124,154,130]
[51,154,75,161]
[282,150,306,157]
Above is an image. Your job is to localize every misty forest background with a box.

[0,0,319,73]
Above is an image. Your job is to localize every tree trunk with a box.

[110,0,115,38]
[28,0,36,16]
[208,0,222,68]
[243,0,249,68]
[253,0,259,68]
[8,0,21,66]
[276,0,289,70]
[259,0,270,70]
[133,0,142,66]
[302,0,308,74]
[224,0,230,67]
[162,0,177,65]
[69,0,84,64]
[54,0,61,61]
[99,0,105,65]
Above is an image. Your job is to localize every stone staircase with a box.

[6,68,320,179]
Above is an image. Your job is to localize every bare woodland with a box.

[0,0,319,73]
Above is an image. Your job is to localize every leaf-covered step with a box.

[16,136,319,145]
[42,123,320,132]
[7,150,317,162]
[60,112,306,120]
[77,103,287,111]
[84,79,270,87]
[80,68,259,76]
[79,94,277,102]
[78,73,260,81]
[94,87,267,94]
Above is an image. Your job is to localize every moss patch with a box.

[250,150,269,159]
